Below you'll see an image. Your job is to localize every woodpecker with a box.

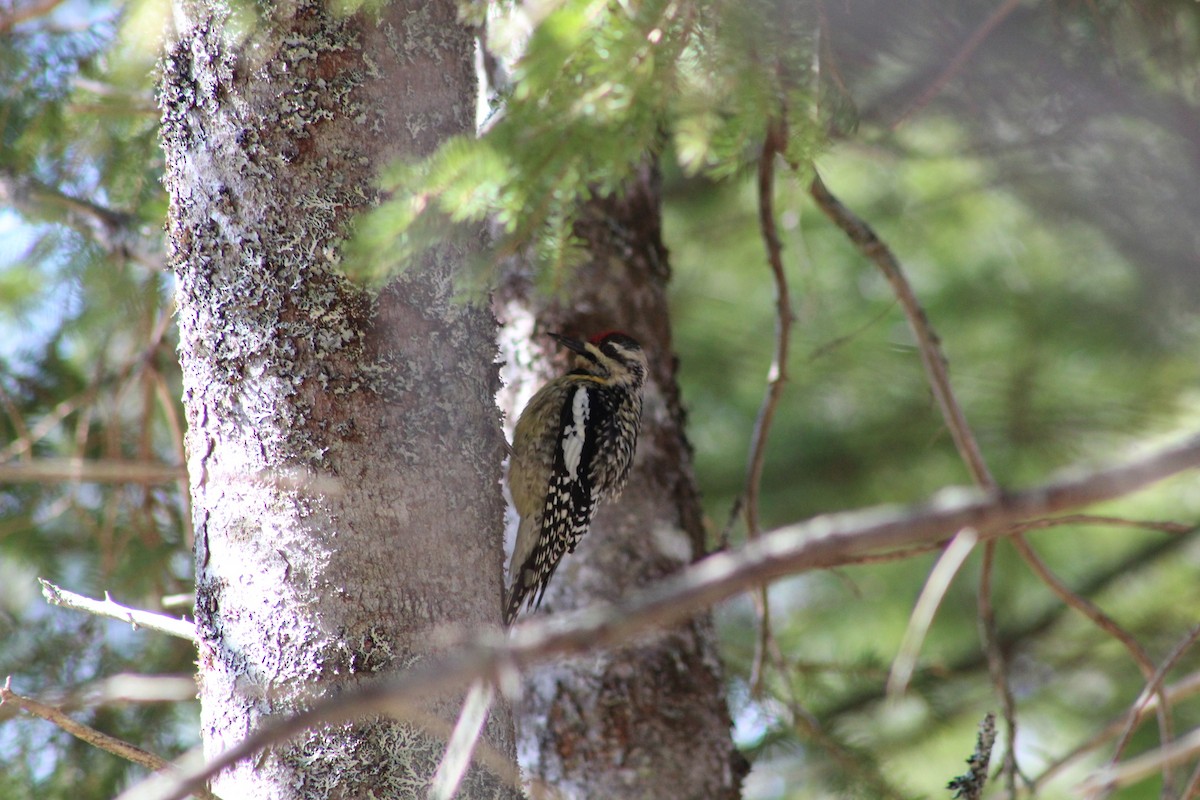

[504,331,648,626]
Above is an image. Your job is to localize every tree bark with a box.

[497,162,747,799]
[159,1,517,797]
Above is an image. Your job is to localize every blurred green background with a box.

[2,0,1199,797]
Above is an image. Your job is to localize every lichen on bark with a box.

[160,1,515,797]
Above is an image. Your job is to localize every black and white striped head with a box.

[551,331,648,390]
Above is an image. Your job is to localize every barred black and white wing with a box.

[503,331,647,626]
[504,381,607,624]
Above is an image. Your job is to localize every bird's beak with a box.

[549,332,596,362]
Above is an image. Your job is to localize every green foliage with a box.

[666,56,1200,800]
[350,0,828,282]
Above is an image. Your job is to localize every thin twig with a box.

[827,535,1199,724]
[0,674,197,724]
[1,306,175,462]
[0,381,33,460]
[888,528,978,696]
[892,0,1025,128]
[1079,727,1200,799]
[837,541,944,565]
[1009,533,1175,792]
[39,579,198,642]
[838,513,1195,566]
[805,301,896,363]
[1009,536,1160,679]
[0,165,162,269]
[0,677,221,800]
[1003,514,1194,536]
[809,171,993,488]
[745,116,795,694]
[979,539,1020,795]
[808,171,1190,796]
[1110,624,1200,775]
[1180,761,1200,800]
[809,169,1021,791]
[115,432,1200,800]
[1031,671,1200,792]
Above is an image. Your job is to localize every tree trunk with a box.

[159,1,517,797]
[497,162,747,799]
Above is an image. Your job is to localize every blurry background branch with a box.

[39,580,197,642]
[0,674,197,725]
[0,458,185,484]
[0,167,162,270]
[0,678,219,800]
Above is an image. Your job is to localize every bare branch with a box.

[0,673,196,724]
[1110,624,1200,773]
[826,534,1199,723]
[809,168,1022,789]
[2,310,176,462]
[808,170,1193,794]
[116,432,1200,800]
[746,116,795,693]
[1179,761,1200,800]
[0,677,220,800]
[1004,514,1193,536]
[39,579,198,642]
[809,170,994,488]
[0,458,186,484]
[1010,534,1160,679]
[1032,671,1200,792]
[1079,726,1200,799]
[892,0,1025,128]
[1009,532,1175,791]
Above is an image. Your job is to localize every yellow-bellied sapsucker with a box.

[503,331,648,625]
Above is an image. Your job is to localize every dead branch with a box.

[746,116,795,693]
[809,168,1021,791]
[0,674,196,724]
[39,579,198,642]
[0,458,186,484]
[1079,726,1200,799]
[1110,624,1200,770]
[892,0,1025,128]
[0,677,220,800]
[117,431,1200,800]
[1032,670,1200,792]
[809,171,993,487]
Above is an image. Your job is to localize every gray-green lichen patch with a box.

[161,0,384,472]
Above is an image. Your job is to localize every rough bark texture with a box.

[497,163,747,799]
[160,1,517,797]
